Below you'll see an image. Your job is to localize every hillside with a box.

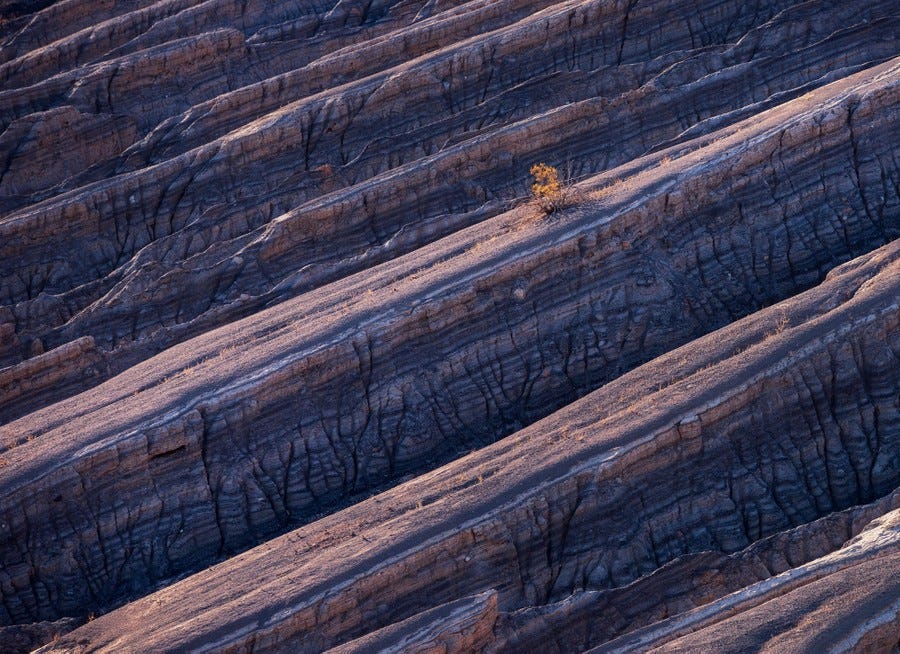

[0,1,898,652]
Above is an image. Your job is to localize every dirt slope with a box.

[0,0,898,652]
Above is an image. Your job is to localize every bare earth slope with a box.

[0,0,898,652]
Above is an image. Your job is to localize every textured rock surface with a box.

[32,239,900,652]
[3,60,899,624]
[328,591,499,654]
[2,0,898,413]
[2,0,899,651]
[494,489,900,652]
[590,510,900,654]
[0,617,80,654]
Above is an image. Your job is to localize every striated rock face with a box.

[328,591,500,654]
[1,0,899,651]
[589,510,900,654]
[494,489,900,652]
[3,60,899,624]
[29,239,900,652]
[2,0,898,412]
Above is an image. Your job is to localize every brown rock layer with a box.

[0,336,108,428]
[327,591,499,654]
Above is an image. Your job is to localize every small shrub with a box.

[529,163,580,214]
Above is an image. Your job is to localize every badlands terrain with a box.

[0,0,898,651]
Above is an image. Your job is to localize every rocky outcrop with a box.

[2,0,899,651]
[0,336,107,425]
[0,617,80,654]
[0,107,137,208]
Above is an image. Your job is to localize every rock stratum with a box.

[0,0,898,652]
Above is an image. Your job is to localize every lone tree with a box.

[530,163,577,214]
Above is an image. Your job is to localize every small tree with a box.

[529,163,577,214]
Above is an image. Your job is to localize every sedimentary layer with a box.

[494,489,900,653]
[589,511,900,654]
[2,57,899,625]
[36,237,900,652]
[1,0,897,419]
[3,1,899,651]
